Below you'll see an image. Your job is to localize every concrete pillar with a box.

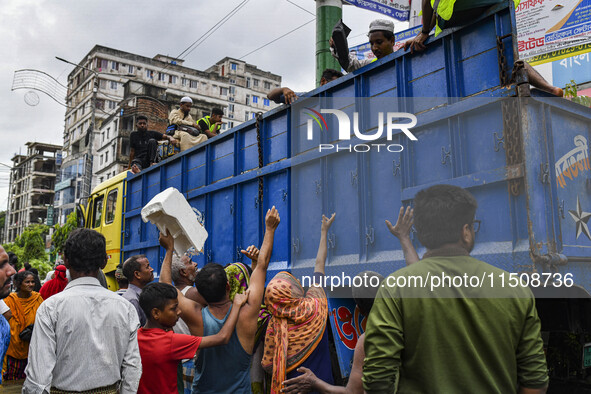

[316,0,343,86]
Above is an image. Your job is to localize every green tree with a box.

[52,211,78,255]
[2,223,49,269]
[564,80,591,107]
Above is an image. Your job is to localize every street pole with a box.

[316,0,343,86]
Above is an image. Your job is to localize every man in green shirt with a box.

[363,184,549,393]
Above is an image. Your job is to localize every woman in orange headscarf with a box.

[262,213,335,394]
[3,271,43,380]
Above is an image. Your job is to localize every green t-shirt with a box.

[362,252,549,393]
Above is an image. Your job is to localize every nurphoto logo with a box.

[303,108,418,152]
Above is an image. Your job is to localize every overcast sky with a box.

[0,0,410,210]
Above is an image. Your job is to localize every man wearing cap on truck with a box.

[169,96,208,152]
[330,19,396,72]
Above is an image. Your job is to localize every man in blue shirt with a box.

[0,246,17,386]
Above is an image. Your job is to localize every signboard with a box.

[344,0,411,21]
[529,42,591,65]
[56,150,62,166]
[47,205,54,226]
[583,342,591,368]
[349,25,423,60]
[517,0,591,62]
[54,178,73,192]
[552,51,591,87]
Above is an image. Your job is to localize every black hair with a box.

[122,255,146,283]
[64,229,107,274]
[23,262,32,271]
[7,252,17,269]
[196,263,228,303]
[321,69,343,81]
[371,30,395,40]
[136,115,148,122]
[13,271,35,290]
[414,184,478,250]
[28,268,42,292]
[139,282,178,318]
[351,271,384,316]
[211,107,224,116]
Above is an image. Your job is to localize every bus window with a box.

[105,190,117,224]
[93,196,104,229]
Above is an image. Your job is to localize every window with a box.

[190,80,198,89]
[229,78,236,84]
[181,78,188,86]
[100,155,103,165]
[228,104,234,112]
[246,78,251,88]
[128,65,134,74]
[253,95,259,104]
[264,98,270,106]
[106,127,110,139]
[99,79,106,89]
[101,132,105,142]
[105,151,109,163]
[253,79,259,87]
[92,195,104,228]
[108,100,116,109]
[264,81,271,89]
[228,114,234,119]
[246,95,250,105]
[229,86,236,94]
[111,61,118,70]
[146,69,153,79]
[169,75,177,84]
[101,59,108,69]
[245,111,250,121]
[158,72,166,81]
[230,62,237,70]
[105,190,117,224]
[228,121,234,128]
[228,96,235,102]
[220,87,228,96]
[110,81,118,89]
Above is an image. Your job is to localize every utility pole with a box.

[316,0,343,86]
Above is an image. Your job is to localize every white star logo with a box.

[568,197,591,241]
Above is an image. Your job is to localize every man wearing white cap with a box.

[331,19,395,73]
[169,96,208,151]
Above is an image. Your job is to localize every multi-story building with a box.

[5,142,61,243]
[56,45,282,224]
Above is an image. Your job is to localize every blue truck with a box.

[80,2,591,387]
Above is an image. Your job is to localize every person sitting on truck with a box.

[169,97,207,152]
[136,282,249,394]
[129,115,178,174]
[24,229,142,393]
[262,213,336,394]
[281,270,384,394]
[122,254,155,327]
[362,185,549,393]
[158,206,281,393]
[403,0,563,96]
[197,108,224,136]
[330,19,396,73]
[267,69,344,105]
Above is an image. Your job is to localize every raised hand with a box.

[265,206,280,231]
[386,206,414,240]
[159,230,175,251]
[240,245,259,262]
[321,213,336,232]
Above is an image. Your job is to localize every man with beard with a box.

[122,255,155,327]
[362,185,549,393]
[0,247,17,386]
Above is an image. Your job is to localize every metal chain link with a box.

[496,34,512,86]
[255,112,264,208]
[501,100,523,196]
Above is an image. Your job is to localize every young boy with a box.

[137,282,249,394]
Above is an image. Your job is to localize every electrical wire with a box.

[239,18,315,60]
[285,0,315,16]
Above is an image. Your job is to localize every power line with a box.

[285,0,315,16]
[239,18,315,60]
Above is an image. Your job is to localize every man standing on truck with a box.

[128,115,178,174]
[403,0,564,96]
[24,229,141,393]
[159,206,281,393]
[362,185,549,393]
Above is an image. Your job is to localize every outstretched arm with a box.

[267,87,298,105]
[159,230,203,336]
[386,206,420,265]
[200,291,249,348]
[403,0,435,53]
[315,213,336,274]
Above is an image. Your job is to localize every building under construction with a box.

[4,142,61,243]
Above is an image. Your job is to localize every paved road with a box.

[2,379,24,393]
